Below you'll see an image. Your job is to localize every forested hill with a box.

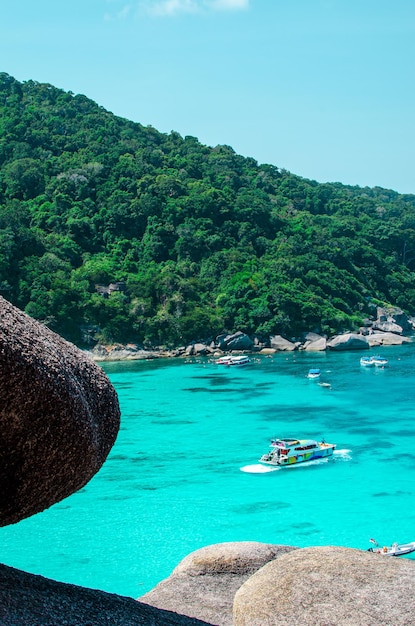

[1,72,415,347]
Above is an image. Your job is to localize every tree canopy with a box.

[1,72,415,346]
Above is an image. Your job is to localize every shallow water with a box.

[1,344,415,597]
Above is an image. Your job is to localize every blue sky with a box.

[1,0,414,193]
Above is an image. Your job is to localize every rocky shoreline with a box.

[87,330,413,363]
[86,306,414,362]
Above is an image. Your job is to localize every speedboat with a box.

[216,355,250,367]
[371,355,388,367]
[259,438,336,467]
[307,368,321,379]
[360,356,374,367]
[368,538,415,556]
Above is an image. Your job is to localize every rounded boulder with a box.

[0,297,120,526]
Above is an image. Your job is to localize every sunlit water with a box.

[1,344,415,597]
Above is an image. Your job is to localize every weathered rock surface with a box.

[139,542,297,626]
[216,332,254,351]
[366,331,411,347]
[375,306,413,333]
[269,335,296,351]
[0,563,211,626]
[0,296,120,526]
[300,332,327,351]
[233,546,415,626]
[327,332,369,350]
[89,343,162,360]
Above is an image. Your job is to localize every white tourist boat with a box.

[217,355,250,367]
[360,356,374,367]
[307,368,321,379]
[259,437,336,467]
[371,355,388,367]
[360,355,388,368]
[368,538,415,556]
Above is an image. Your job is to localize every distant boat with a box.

[360,355,388,368]
[258,437,335,468]
[371,355,388,367]
[307,368,321,379]
[360,356,374,367]
[368,538,415,556]
[217,356,232,365]
[217,355,250,367]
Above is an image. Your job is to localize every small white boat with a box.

[360,356,374,367]
[307,368,321,379]
[259,437,336,468]
[217,356,232,365]
[216,355,250,367]
[368,538,415,556]
[230,355,250,366]
[371,355,388,367]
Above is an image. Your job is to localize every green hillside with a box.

[1,72,415,347]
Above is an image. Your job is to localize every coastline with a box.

[86,329,413,362]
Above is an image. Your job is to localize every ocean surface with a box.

[2,344,415,598]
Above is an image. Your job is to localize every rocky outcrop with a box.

[0,296,120,526]
[269,335,297,351]
[366,331,411,347]
[233,546,415,626]
[216,332,254,352]
[0,562,210,626]
[88,343,162,360]
[373,306,413,334]
[300,332,327,351]
[326,333,369,350]
[139,542,297,626]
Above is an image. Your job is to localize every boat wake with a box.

[334,448,352,461]
[240,464,280,474]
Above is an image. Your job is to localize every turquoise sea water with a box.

[1,344,415,598]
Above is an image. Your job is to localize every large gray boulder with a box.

[375,306,412,333]
[366,332,411,347]
[139,542,297,626]
[216,332,254,351]
[0,297,120,525]
[327,333,369,350]
[269,335,297,351]
[0,562,210,626]
[233,546,415,626]
[300,332,327,351]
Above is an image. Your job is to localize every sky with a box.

[1,0,415,194]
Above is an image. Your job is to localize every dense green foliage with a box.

[1,72,415,346]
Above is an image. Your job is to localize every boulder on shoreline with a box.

[326,333,369,351]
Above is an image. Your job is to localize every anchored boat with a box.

[307,368,321,379]
[216,355,250,367]
[360,356,374,367]
[360,355,389,368]
[371,355,388,367]
[368,538,415,556]
[259,437,336,468]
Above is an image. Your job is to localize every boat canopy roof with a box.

[271,438,319,448]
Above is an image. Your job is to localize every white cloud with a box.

[206,0,249,10]
[104,3,132,20]
[139,0,249,17]
[140,0,199,16]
